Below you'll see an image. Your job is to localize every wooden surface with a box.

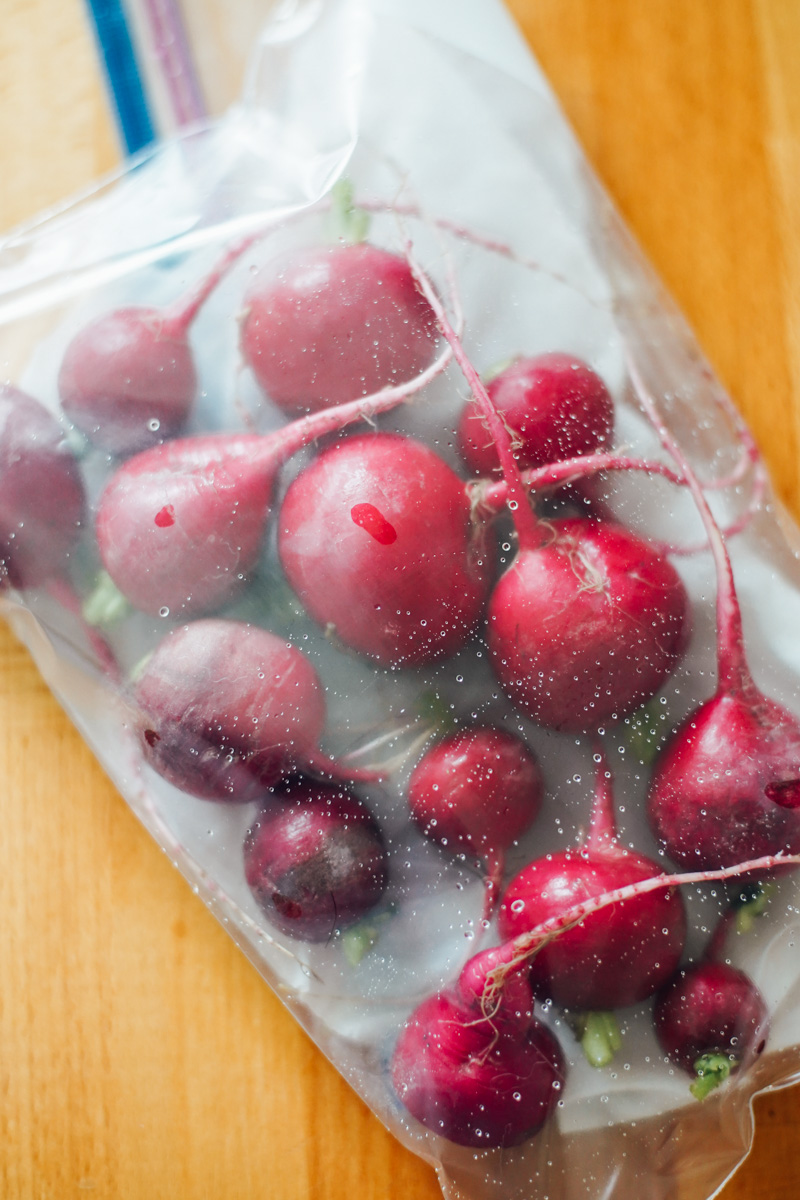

[2,1,800,1196]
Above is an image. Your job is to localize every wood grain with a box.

[1,1,799,1197]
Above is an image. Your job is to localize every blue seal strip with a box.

[84,0,155,155]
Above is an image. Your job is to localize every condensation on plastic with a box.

[1,2,800,1198]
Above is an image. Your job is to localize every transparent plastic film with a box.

[2,4,800,1199]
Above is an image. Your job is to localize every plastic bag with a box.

[2,2,800,1197]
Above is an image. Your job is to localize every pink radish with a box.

[94,374,431,619]
[407,726,543,921]
[397,851,799,1147]
[59,238,254,456]
[459,352,614,477]
[391,962,564,1148]
[405,250,689,731]
[497,750,686,1063]
[626,361,800,870]
[654,910,769,1099]
[240,243,438,417]
[244,779,388,941]
[0,384,84,590]
[278,432,494,667]
[134,618,367,802]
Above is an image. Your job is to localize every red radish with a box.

[391,959,564,1148]
[95,376,426,618]
[459,352,614,477]
[406,850,798,1146]
[654,920,769,1100]
[278,432,494,667]
[240,243,438,416]
[405,250,689,731]
[487,517,689,731]
[134,618,365,802]
[627,360,800,870]
[244,780,388,941]
[407,726,543,920]
[59,237,253,456]
[497,752,686,1059]
[0,384,84,590]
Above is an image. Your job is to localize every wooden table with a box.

[2,1,799,1196]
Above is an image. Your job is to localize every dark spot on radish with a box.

[350,502,397,545]
[764,778,800,809]
[143,729,160,747]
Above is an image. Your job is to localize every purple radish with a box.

[391,957,564,1148]
[498,750,686,1063]
[134,618,368,802]
[240,243,438,416]
[244,780,388,941]
[59,238,254,456]
[405,850,799,1145]
[0,385,119,676]
[407,726,543,921]
[654,911,769,1100]
[459,352,614,477]
[628,364,800,870]
[406,252,689,732]
[278,432,495,667]
[95,381,418,618]
[0,384,84,590]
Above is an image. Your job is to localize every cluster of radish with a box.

[3,186,800,1156]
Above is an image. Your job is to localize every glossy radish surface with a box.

[244,780,388,941]
[59,239,250,455]
[391,965,564,1148]
[278,432,494,666]
[134,619,335,802]
[240,243,438,416]
[0,385,84,590]
[487,517,689,731]
[408,726,543,919]
[497,754,686,1013]
[459,352,614,477]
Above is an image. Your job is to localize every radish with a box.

[458,352,614,477]
[59,238,253,456]
[407,726,543,921]
[244,780,388,941]
[278,432,495,667]
[396,851,798,1147]
[134,618,366,802]
[94,368,437,619]
[405,250,689,731]
[240,242,438,416]
[0,384,84,590]
[391,961,564,1148]
[654,911,769,1100]
[627,360,800,870]
[497,750,686,1064]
